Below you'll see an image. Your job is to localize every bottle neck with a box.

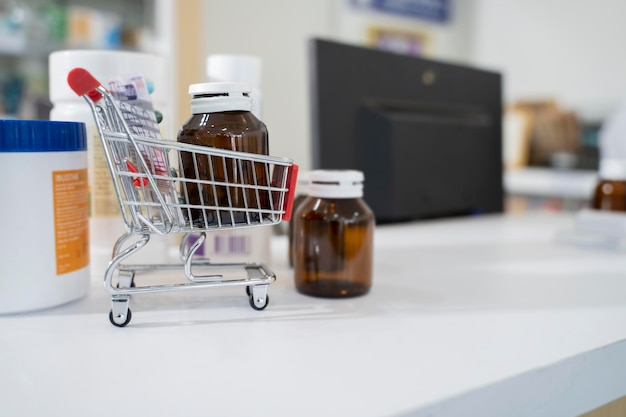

[308,189,363,199]
[190,96,252,114]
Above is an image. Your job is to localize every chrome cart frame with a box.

[67,68,297,327]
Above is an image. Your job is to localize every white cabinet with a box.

[504,167,598,212]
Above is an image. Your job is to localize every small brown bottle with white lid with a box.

[177,82,269,226]
[592,159,626,212]
[293,170,374,297]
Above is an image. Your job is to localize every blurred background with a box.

[2,0,624,212]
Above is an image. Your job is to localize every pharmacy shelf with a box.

[0,0,174,119]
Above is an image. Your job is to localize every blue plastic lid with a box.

[0,119,87,152]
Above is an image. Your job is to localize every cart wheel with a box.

[249,294,269,311]
[109,308,132,327]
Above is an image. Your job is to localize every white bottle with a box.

[49,50,171,268]
[203,54,271,264]
[207,54,262,118]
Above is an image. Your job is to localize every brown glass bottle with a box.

[592,180,626,211]
[293,170,374,297]
[177,82,269,226]
[591,159,626,212]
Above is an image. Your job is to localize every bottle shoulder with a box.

[595,178,626,189]
[177,111,268,152]
[296,197,374,221]
[181,111,265,131]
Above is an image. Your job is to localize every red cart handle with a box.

[282,164,299,221]
[67,67,104,102]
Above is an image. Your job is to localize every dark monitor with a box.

[309,38,503,223]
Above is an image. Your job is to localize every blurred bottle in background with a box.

[49,50,170,271]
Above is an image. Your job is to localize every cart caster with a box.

[109,308,132,327]
[248,285,270,310]
[249,295,269,310]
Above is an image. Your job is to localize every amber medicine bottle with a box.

[294,170,374,297]
[592,159,626,212]
[177,82,269,226]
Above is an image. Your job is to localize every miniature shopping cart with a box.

[67,68,298,327]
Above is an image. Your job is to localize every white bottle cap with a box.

[308,170,364,199]
[49,50,166,104]
[189,82,252,114]
[599,158,626,181]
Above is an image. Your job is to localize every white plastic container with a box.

[0,120,89,313]
[207,54,262,118]
[49,50,172,264]
[203,54,272,264]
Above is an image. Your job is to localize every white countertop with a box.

[2,212,626,417]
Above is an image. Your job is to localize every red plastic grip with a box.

[67,67,103,102]
[125,161,148,187]
[282,164,299,221]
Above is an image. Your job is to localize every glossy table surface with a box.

[2,212,626,417]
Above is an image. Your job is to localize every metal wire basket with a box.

[67,68,298,327]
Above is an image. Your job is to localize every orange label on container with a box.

[53,169,89,275]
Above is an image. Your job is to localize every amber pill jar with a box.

[177,82,269,226]
[592,159,626,212]
[293,170,374,297]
